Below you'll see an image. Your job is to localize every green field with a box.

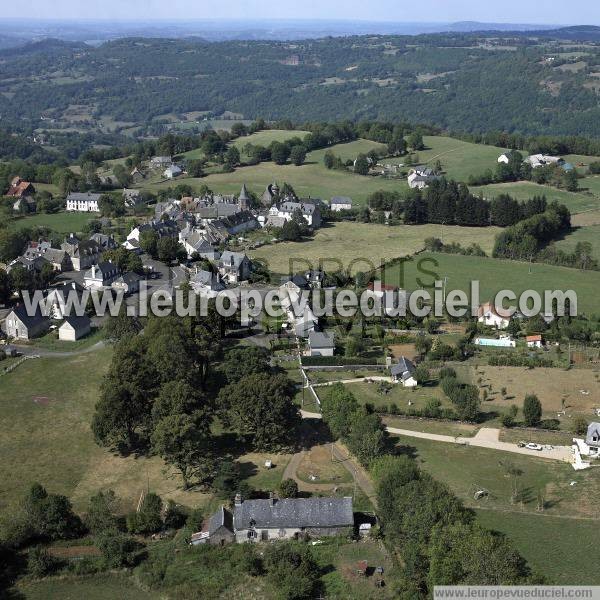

[307,138,388,163]
[6,211,94,233]
[418,136,509,182]
[250,222,501,275]
[555,224,600,261]
[471,181,600,214]
[233,128,310,153]
[0,349,211,517]
[476,510,600,585]
[382,251,600,316]
[392,436,600,519]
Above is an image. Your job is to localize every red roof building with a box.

[6,177,35,198]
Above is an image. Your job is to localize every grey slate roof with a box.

[309,330,335,349]
[10,304,49,328]
[61,315,91,331]
[586,422,600,447]
[66,192,102,202]
[390,356,416,380]
[234,497,353,530]
[208,506,234,535]
[330,196,352,206]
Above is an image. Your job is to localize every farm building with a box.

[390,356,417,386]
[58,315,91,341]
[307,330,335,357]
[526,334,543,348]
[4,305,50,340]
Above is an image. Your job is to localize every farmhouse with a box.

[90,233,118,251]
[268,201,322,228]
[573,422,600,458]
[7,255,49,274]
[179,227,219,259]
[164,164,183,179]
[130,167,146,183]
[123,188,142,207]
[66,192,102,212]
[390,356,417,386]
[195,495,354,545]
[58,315,91,341]
[4,304,50,340]
[16,241,72,272]
[477,302,511,330]
[127,220,179,243]
[207,211,260,242]
[524,154,563,169]
[6,176,35,199]
[150,156,172,169]
[308,330,335,357]
[190,269,225,297]
[330,196,353,211]
[407,168,437,189]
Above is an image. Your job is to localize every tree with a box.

[103,303,142,342]
[85,490,120,534]
[96,530,141,568]
[354,154,369,176]
[139,229,159,258]
[280,219,302,241]
[270,142,291,165]
[572,416,588,436]
[523,394,542,427]
[346,409,388,466]
[264,542,319,600]
[407,131,425,151]
[219,373,300,451]
[126,492,162,535]
[289,145,307,166]
[151,412,215,488]
[323,150,336,169]
[157,237,182,263]
[187,159,205,178]
[220,346,270,384]
[320,383,359,440]
[112,164,132,188]
[0,268,13,305]
[224,145,240,168]
[27,546,60,578]
[278,478,299,499]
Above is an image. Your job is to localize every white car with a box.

[525,443,543,451]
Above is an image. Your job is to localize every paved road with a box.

[311,376,393,388]
[300,411,572,464]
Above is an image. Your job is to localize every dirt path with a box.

[11,340,106,358]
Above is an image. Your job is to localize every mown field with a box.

[250,222,501,276]
[476,510,600,585]
[471,181,600,214]
[6,211,94,233]
[382,252,600,316]
[555,224,600,261]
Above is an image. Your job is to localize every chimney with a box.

[91,265,96,279]
[269,492,276,507]
[234,493,243,507]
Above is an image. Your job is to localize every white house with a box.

[164,165,183,179]
[46,281,85,319]
[83,262,120,290]
[475,336,516,348]
[390,356,417,386]
[330,196,353,212]
[58,315,91,341]
[217,251,252,284]
[477,302,511,330]
[524,154,563,169]
[268,201,322,228]
[407,168,437,190]
[526,334,543,348]
[573,422,600,459]
[66,192,102,212]
[308,330,335,357]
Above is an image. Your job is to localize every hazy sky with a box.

[2,0,598,25]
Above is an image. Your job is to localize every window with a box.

[247,530,257,539]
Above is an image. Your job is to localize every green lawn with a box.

[382,251,600,316]
[7,211,94,233]
[471,181,600,214]
[16,574,160,600]
[476,510,600,584]
[391,435,600,519]
[233,129,310,155]
[250,222,501,276]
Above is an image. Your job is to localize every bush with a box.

[572,416,589,436]
[126,492,163,535]
[278,479,299,499]
[523,394,542,427]
[27,546,60,578]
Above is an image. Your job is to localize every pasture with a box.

[471,181,600,214]
[233,128,310,153]
[555,224,600,261]
[249,222,501,276]
[382,252,600,316]
[476,510,600,585]
[6,211,94,233]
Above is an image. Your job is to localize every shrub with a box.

[27,546,60,578]
[572,416,589,436]
[523,394,542,427]
[278,479,299,499]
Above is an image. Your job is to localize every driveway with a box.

[300,411,572,464]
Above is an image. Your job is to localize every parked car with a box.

[525,443,543,451]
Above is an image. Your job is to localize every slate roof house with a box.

[308,330,335,357]
[90,233,118,251]
[46,281,85,319]
[111,272,143,296]
[585,423,600,456]
[190,506,235,546]
[61,236,102,271]
[330,196,353,211]
[190,269,225,297]
[206,211,260,242]
[66,192,102,212]
[17,240,72,272]
[164,164,183,179]
[261,182,280,206]
[150,156,172,169]
[407,168,437,189]
[218,251,252,284]
[58,315,91,341]
[83,262,120,290]
[269,201,322,228]
[390,356,417,387]
[4,304,50,340]
[195,496,353,545]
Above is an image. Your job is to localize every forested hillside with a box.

[0,31,599,138]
